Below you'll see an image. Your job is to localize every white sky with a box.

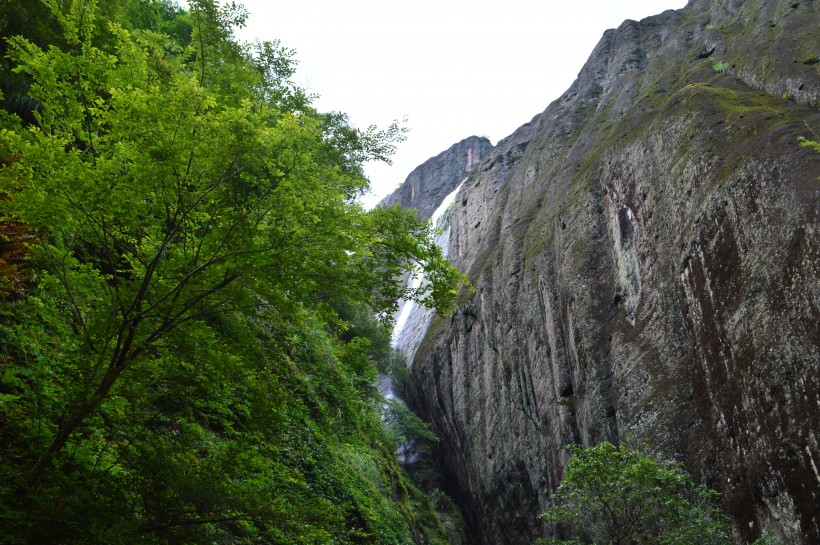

[232,1,688,206]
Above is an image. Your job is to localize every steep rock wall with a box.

[380,136,492,219]
[384,135,492,365]
[404,1,819,544]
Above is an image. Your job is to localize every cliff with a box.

[388,0,820,543]
[385,135,492,364]
[380,136,493,219]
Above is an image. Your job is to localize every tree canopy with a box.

[538,442,732,545]
[0,1,463,543]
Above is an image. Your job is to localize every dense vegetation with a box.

[0,1,464,543]
[538,442,732,545]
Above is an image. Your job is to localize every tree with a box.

[1,0,458,477]
[0,1,465,542]
[539,442,732,545]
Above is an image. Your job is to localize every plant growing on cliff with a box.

[751,532,783,545]
[711,59,728,73]
[797,135,820,153]
[538,442,731,545]
[384,398,438,461]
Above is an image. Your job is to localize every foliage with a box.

[711,59,728,73]
[538,442,732,545]
[0,0,465,543]
[384,399,439,461]
[750,532,782,545]
[797,135,820,153]
[380,387,459,544]
[0,218,34,298]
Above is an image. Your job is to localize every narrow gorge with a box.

[385,0,819,543]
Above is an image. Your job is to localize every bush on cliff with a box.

[538,441,732,545]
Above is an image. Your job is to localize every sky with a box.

[231,0,689,207]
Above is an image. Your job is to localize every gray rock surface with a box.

[394,0,820,543]
[380,136,493,219]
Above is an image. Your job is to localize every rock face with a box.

[380,136,493,220]
[385,135,492,363]
[393,1,820,544]
[393,182,466,367]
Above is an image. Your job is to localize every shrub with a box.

[712,59,728,73]
[538,442,732,545]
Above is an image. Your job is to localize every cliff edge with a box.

[380,136,493,219]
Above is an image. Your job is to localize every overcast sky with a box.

[232,1,689,206]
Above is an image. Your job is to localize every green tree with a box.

[0,1,464,542]
[539,442,732,545]
[1,0,458,477]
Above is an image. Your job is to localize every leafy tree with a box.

[0,0,465,542]
[539,442,732,545]
[1,0,456,474]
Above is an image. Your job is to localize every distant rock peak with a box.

[380,135,493,219]
[466,141,482,172]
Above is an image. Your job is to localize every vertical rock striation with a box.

[398,1,820,543]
